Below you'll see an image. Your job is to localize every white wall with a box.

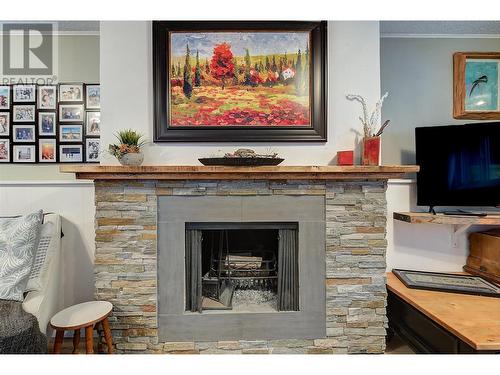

[380,36,500,272]
[381,37,500,165]
[0,34,100,181]
[386,180,472,272]
[0,181,95,307]
[100,21,381,165]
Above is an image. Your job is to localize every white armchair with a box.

[22,214,62,335]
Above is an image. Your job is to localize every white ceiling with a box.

[0,21,99,32]
[2,21,500,35]
[380,21,500,35]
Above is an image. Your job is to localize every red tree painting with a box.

[210,43,234,90]
[169,32,311,127]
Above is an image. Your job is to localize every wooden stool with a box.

[50,301,113,354]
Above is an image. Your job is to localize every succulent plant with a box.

[108,129,146,159]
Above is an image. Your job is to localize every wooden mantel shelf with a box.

[394,212,500,226]
[59,165,419,180]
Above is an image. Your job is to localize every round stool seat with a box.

[51,301,112,330]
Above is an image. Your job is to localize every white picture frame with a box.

[59,144,82,162]
[59,104,84,122]
[85,84,100,109]
[38,112,57,136]
[13,145,35,162]
[39,139,56,162]
[85,138,100,162]
[59,83,84,102]
[13,125,35,142]
[0,139,10,162]
[13,84,36,102]
[0,112,10,136]
[13,105,35,122]
[0,86,10,109]
[37,85,57,109]
[86,111,100,136]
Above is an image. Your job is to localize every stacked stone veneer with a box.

[94,179,388,354]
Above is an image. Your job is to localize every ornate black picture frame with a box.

[153,21,327,142]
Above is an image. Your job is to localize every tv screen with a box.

[416,122,500,208]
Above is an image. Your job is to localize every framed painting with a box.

[392,269,500,298]
[453,52,500,120]
[153,21,327,142]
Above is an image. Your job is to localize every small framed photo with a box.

[59,124,83,142]
[59,104,84,122]
[59,83,83,102]
[13,125,35,142]
[0,86,10,109]
[39,139,56,162]
[59,144,82,162]
[85,84,100,109]
[0,112,10,136]
[86,111,100,136]
[0,139,10,162]
[38,112,56,136]
[13,84,36,102]
[86,138,100,162]
[13,145,35,162]
[13,105,35,122]
[38,85,57,109]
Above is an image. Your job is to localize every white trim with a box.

[0,180,94,187]
[381,33,500,39]
[388,178,415,185]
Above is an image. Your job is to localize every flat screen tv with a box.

[416,122,500,209]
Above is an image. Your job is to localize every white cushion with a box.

[0,210,43,301]
[26,221,56,292]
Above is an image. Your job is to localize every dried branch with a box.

[346,94,370,137]
[347,92,390,137]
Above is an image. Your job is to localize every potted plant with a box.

[108,129,146,166]
[346,93,390,166]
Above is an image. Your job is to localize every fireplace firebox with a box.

[185,223,299,313]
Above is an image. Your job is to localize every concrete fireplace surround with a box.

[158,195,326,342]
[61,165,418,354]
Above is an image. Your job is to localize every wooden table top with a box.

[59,165,419,180]
[387,272,500,350]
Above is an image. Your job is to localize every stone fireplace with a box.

[62,165,418,354]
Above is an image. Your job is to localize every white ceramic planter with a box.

[118,153,144,166]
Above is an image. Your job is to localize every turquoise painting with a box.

[465,61,499,111]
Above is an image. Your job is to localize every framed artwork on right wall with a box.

[453,52,500,120]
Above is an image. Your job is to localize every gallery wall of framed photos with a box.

[0,83,100,164]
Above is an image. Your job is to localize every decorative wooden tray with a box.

[198,157,285,166]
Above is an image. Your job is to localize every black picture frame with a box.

[392,269,500,298]
[0,83,100,164]
[153,20,328,142]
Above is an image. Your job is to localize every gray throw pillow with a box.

[0,210,43,301]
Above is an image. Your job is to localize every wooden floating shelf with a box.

[60,165,419,181]
[393,212,500,226]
